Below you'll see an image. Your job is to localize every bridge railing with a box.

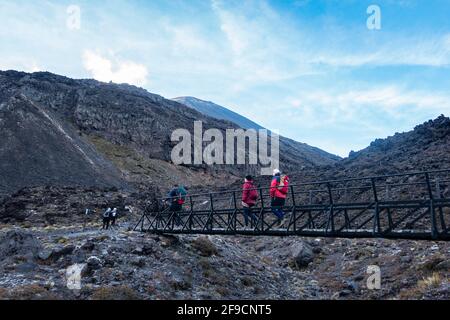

[135,169,450,240]
[153,168,450,209]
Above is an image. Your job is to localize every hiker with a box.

[102,207,112,230]
[242,175,258,229]
[270,169,289,226]
[110,208,118,227]
[166,185,188,226]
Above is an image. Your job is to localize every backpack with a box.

[170,187,186,205]
[277,175,289,194]
[103,208,111,218]
[178,186,187,204]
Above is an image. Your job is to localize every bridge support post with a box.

[326,183,335,234]
[435,179,447,232]
[141,213,145,231]
[189,196,194,231]
[371,178,381,235]
[425,173,438,239]
[259,188,265,232]
[290,185,297,233]
[232,191,237,232]
[208,193,214,231]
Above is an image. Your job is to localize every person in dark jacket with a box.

[102,207,112,230]
[270,169,289,226]
[166,185,188,226]
[242,175,258,228]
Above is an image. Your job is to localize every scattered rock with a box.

[80,242,95,252]
[160,235,179,248]
[312,247,322,254]
[86,256,103,270]
[132,247,144,255]
[37,245,75,262]
[289,241,314,269]
[345,280,360,294]
[418,255,445,271]
[53,245,75,258]
[130,257,146,268]
[339,289,352,297]
[16,262,38,273]
[400,256,412,263]
[38,249,53,261]
[435,260,450,271]
[354,273,365,282]
[103,257,115,268]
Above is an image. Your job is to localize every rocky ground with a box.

[0,217,448,300]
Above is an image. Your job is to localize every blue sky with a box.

[1,0,450,157]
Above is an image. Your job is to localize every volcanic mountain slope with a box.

[174,96,341,167]
[312,115,450,182]
[340,115,450,174]
[0,94,129,196]
[0,70,339,197]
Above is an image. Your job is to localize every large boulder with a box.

[289,241,314,269]
[0,194,30,222]
[37,244,76,262]
[0,229,42,260]
[87,256,103,270]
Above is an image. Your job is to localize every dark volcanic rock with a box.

[0,229,42,260]
[86,256,103,270]
[289,241,314,269]
[337,115,450,175]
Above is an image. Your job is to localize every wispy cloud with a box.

[82,50,149,86]
[211,0,314,90]
[275,85,450,155]
[310,34,450,68]
[291,86,450,119]
[281,85,450,133]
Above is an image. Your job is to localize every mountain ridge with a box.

[0,70,340,196]
[173,96,265,130]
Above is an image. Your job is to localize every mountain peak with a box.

[173,96,265,130]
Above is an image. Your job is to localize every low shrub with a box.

[91,285,141,300]
[5,284,58,300]
[191,237,218,257]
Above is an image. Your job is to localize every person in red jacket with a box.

[270,169,289,226]
[242,175,258,228]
